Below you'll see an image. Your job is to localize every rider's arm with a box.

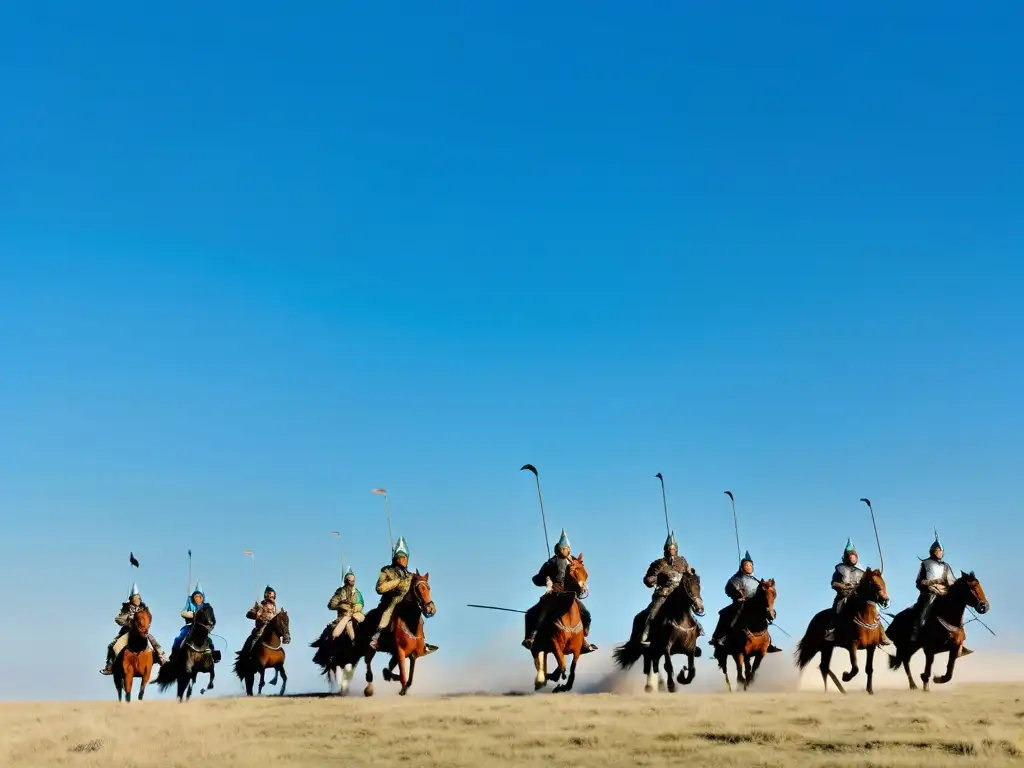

[643,560,661,587]
[181,610,195,620]
[354,588,364,610]
[531,559,554,587]
[724,578,741,601]
[831,567,845,592]
[245,605,259,620]
[376,568,397,595]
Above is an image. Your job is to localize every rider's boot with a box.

[767,643,782,653]
[368,630,382,650]
[639,618,652,646]
[581,628,598,654]
[150,638,169,665]
[100,643,115,675]
[959,646,974,657]
[879,627,892,645]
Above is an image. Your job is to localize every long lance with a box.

[187,548,193,593]
[724,491,742,565]
[466,603,527,615]
[859,498,884,574]
[242,549,258,604]
[330,531,345,583]
[655,472,670,536]
[520,464,550,556]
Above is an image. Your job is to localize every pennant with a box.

[129,552,140,568]
[372,488,388,495]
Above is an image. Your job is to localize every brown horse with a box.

[886,571,990,691]
[713,578,777,691]
[531,554,589,693]
[355,571,437,697]
[113,606,154,702]
[794,568,890,694]
[232,610,291,696]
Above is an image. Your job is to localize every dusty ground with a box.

[2,685,1023,767]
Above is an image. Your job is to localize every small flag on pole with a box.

[242,549,254,556]
[372,488,387,495]
[129,552,140,568]
[330,531,340,536]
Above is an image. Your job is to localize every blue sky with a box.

[1,3,1021,700]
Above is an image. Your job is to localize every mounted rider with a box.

[100,582,168,674]
[368,536,437,654]
[912,533,972,655]
[172,582,214,656]
[639,530,695,645]
[710,551,781,652]
[824,538,889,643]
[241,585,280,657]
[327,566,365,642]
[522,529,597,654]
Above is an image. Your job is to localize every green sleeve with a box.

[355,588,364,608]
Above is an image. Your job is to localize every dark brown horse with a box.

[346,571,437,697]
[233,610,291,696]
[113,606,154,702]
[156,602,218,702]
[613,569,705,693]
[794,568,890,694]
[713,578,778,691]
[886,571,990,690]
[530,554,589,693]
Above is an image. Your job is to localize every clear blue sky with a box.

[1,3,1021,700]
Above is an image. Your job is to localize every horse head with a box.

[410,571,436,618]
[674,568,704,616]
[569,553,589,599]
[758,578,777,622]
[132,606,152,637]
[858,568,890,608]
[195,602,216,631]
[272,609,291,644]
[956,570,989,614]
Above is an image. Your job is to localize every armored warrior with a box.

[522,529,597,653]
[173,582,214,656]
[912,533,971,655]
[823,538,865,642]
[327,566,365,642]
[100,582,168,674]
[710,551,780,651]
[368,536,414,651]
[241,585,279,657]
[639,530,694,645]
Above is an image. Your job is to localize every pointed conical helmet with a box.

[929,530,942,556]
[129,582,140,597]
[344,565,355,579]
[844,537,856,554]
[555,528,570,553]
[393,536,410,560]
[191,581,204,598]
[664,531,678,551]
[741,550,753,566]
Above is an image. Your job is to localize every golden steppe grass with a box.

[3,685,1023,768]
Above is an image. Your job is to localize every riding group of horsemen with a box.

[100,526,970,678]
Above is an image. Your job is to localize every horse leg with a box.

[204,658,215,692]
[934,646,958,685]
[245,671,255,696]
[642,650,655,693]
[550,644,568,692]
[364,650,377,697]
[901,654,917,690]
[559,653,579,693]
[276,663,287,696]
[397,647,410,696]
[382,655,397,682]
[841,643,860,683]
[818,644,834,691]
[339,663,354,696]
[680,651,696,685]
[268,654,279,686]
[733,653,747,690]
[864,645,875,695]
[920,650,935,691]
[406,655,417,691]
[663,650,676,693]
[743,653,754,688]
[748,652,764,687]
[115,675,123,702]
[124,664,134,703]
[257,667,267,695]
[533,650,547,690]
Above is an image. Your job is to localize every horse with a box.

[156,602,219,702]
[530,554,590,693]
[311,629,360,696]
[233,610,291,696]
[886,570,990,691]
[794,568,890,694]
[712,578,778,691]
[347,571,437,697]
[612,569,705,693]
[112,606,154,702]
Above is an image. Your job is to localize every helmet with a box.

[555,528,571,554]
[393,536,410,560]
[664,531,678,553]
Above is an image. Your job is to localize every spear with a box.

[520,464,551,556]
[655,473,670,536]
[724,491,742,565]
[242,549,258,603]
[372,489,394,553]
[859,498,884,574]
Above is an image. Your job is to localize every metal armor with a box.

[831,562,865,612]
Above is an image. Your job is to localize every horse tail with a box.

[794,610,828,669]
[612,640,643,670]
[154,654,181,691]
[231,649,249,681]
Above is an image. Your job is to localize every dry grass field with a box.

[3,684,1023,768]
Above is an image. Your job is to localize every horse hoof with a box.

[382,669,392,681]
[399,688,408,696]
[534,681,546,691]
[364,684,374,697]
[644,684,654,693]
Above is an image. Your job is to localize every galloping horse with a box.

[349,571,437,697]
[713,578,778,691]
[113,606,154,702]
[886,571,990,691]
[233,610,291,696]
[156,602,219,702]
[795,568,889,694]
[530,554,590,693]
[613,569,705,693]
